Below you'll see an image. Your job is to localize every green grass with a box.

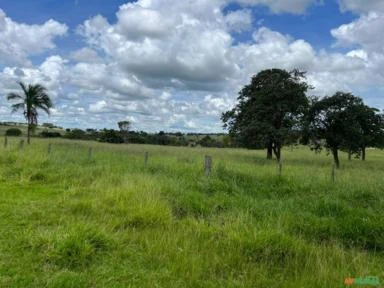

[1,137,384,287]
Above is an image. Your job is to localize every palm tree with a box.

[7,82,53,144]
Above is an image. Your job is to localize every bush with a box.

[5,128,22,136]
[64,129,88,140]
[43,226,112,269]
[40,131,62,138]
[98,129,123,144]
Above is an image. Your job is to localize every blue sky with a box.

[0,0,384,131]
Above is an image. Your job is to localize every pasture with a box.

[1,137,384,287]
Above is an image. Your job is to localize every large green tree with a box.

[7,82,53,144]
[306,92,364,168]
[222,68,310,161]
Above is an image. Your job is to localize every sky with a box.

[0,0,384,132]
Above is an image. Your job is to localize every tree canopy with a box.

[306,92,384,167]
[222,68,310,161]
[118,121,131,132]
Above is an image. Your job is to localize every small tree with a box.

[341,104,384,161]
[7,82,53,144]
[222,68,310,161]
[118,121,131,143]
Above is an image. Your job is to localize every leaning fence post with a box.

[88,147,93,161]
[4,135,7,148]
[144,152,149,166]
[19,139,25,150]
[47,143,52,154]
[331,164,336,183]
[204,155,212,176]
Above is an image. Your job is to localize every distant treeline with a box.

[0,121,63,129]
[58,128,231,148]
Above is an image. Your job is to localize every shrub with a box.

[46,226,112,269]
[98,129,123,144]
[40,131,62,138]
[235,231,309,267]
[5,128,22,136]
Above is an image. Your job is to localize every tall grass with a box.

[1,137,383,287]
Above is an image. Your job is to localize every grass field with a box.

[1,137,384,287]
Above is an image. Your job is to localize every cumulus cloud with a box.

[0,55,67,97]
[76,0,239,93]
[0,9,67,66]
[225,9,253,32]
[331,12,384,53]
[115,3,175,40]
[70,47,103,63]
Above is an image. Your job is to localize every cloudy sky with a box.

[0,0,384,132]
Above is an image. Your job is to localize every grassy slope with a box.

[0,124,64,137]
[0,137,384,287]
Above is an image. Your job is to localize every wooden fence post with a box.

[144,152,149,166]
[88,147,93,161]
[204,155,212,176]
[19,139,24,150]
[4,135,7,148]
[278,159,282,178]
[331,164,335,183]
[48,143,52,154]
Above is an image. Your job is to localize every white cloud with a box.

[338,0,384,14]
[0,9,67,66]
[89,100,107,113]
[70,47,103,63]
[233,0,319,14]
[115,3,175,40]
[331,12,384,53]
[77,0,238,92]
[0,55,67,98]
[68,62,154,100]
[225,9,252,32]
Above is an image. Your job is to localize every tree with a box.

[307,92,364,168]
[118,121,131,143]
[7,82,53,144]
[222,68,310,161]
[341,104,384,161]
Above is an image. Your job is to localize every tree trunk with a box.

[267,144,273,160]
[362,146,366,161]
[27,123,31,144]
[332,147,340,168]
[348,149,352,160]
[272,144,281,162]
